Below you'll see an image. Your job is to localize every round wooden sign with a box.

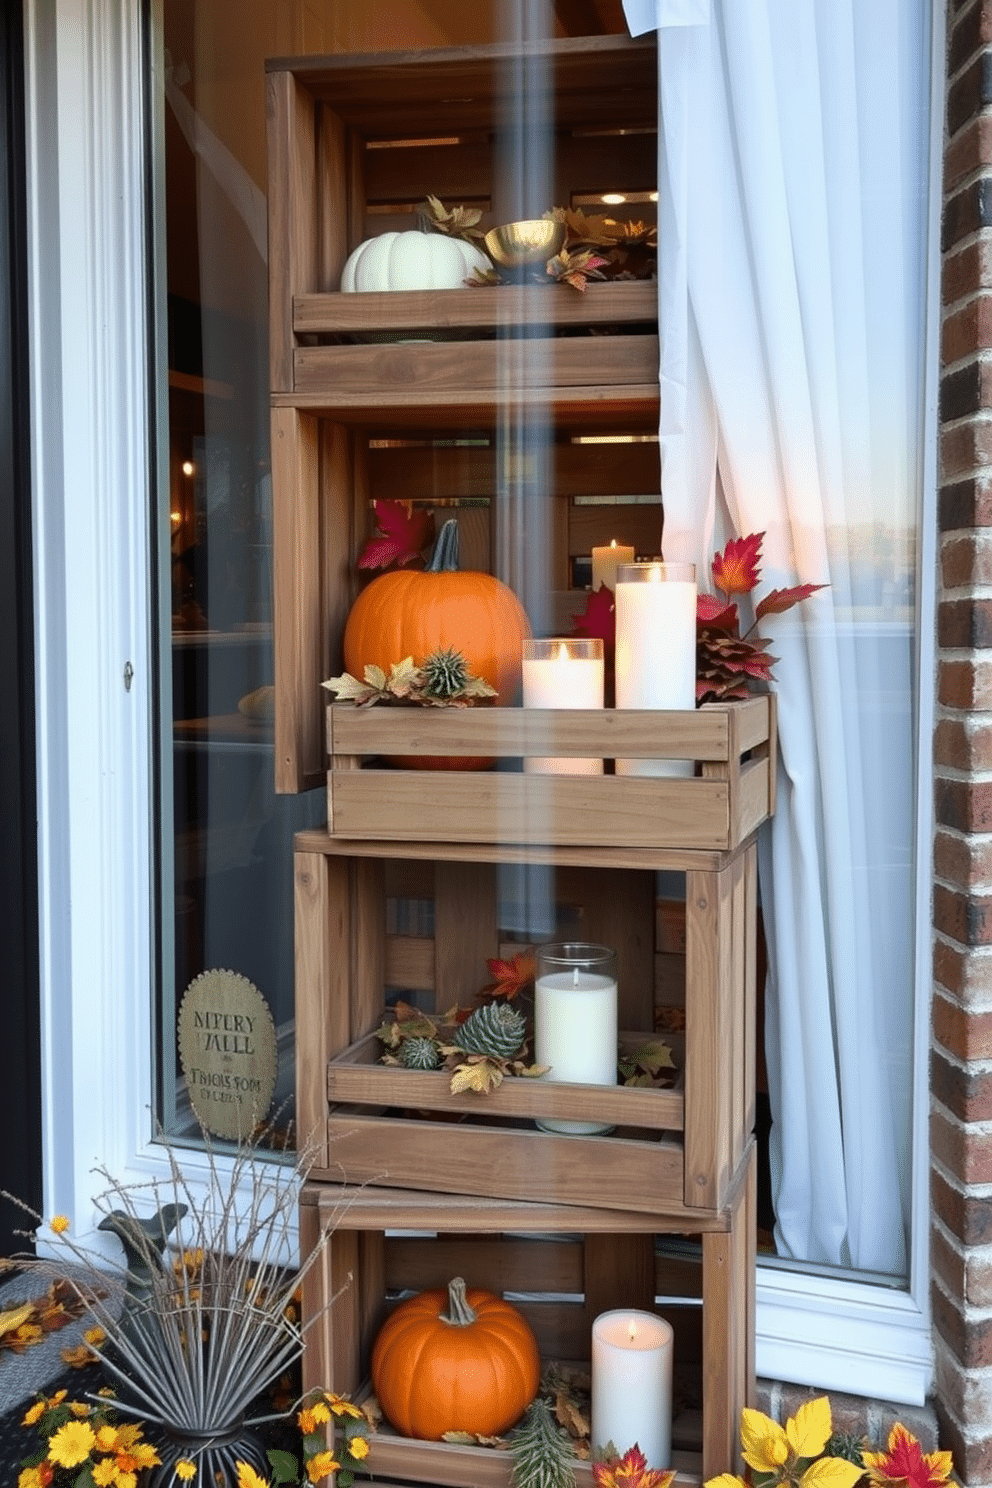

[178,970,278,1140]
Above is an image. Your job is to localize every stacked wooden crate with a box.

[267,34,768,1487]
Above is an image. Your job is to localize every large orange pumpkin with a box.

[371,1276,541,1440]
[343,518,531,768]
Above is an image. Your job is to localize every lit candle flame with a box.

[628,1319,638,1342]
[649,563,662,583]
[556,642,569,662]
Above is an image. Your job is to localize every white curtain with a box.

[625,0,930,1273]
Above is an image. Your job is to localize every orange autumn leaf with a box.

[593,1445,677,1488]
[711,532,764,597]
[863,1424,954,1488]
[754,583,827,620]
[480,950,537,1002]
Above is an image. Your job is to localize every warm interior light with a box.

[556,642,568,662]
[602,193,626,205]
[628,1320,638,1341]
[649,564,662,583]
[181,459,195,477]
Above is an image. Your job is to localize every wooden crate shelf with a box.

[298,1152,756,1486]
[267,34,661,793]
[294,829,757,1215]
[325,696,775,852]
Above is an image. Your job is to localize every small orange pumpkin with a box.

[370,1276,541,1441]
[343,518,531,768]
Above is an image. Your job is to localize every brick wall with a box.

[934,1,992,1481]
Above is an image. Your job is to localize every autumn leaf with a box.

[754,583,828,621]
[712,532,764,597]
[863,1424,954,1488]
[785,1397,833,1462]
[356,499,434,571]
[592,1444,676,1488]
[449,1058,505,1095]
[555,1395,590,1440]
[799,1459,866,1488]
[572,584,616,646]
[740,1408,792,1474]
[546,248,609,291]
[697,594,739,630]
[480,950,536,1002]
[0,1303,35,1339]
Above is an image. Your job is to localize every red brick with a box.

[933,939,992,1001]
[933,991,992,1059]
[935,780,992,836]
[932,1046,992,1120]
[933,1342,992,1434]
[933,1161,992,1246]
[936,1397,992,1483]
[940,471,992,529]
[939,594,992,646]
[940,418,992,479]
[872,1400,940,1454]
[935,716,992,770]
[932,1277,992,1367]
[939,657,992,707]
[949,1,992,79]
[934,829,992,887]
[931,1218,968,1301]
[945,114,992,193]
[942,296,992,366]
[943,241,992,309]
[967,1247,992,1308]
[942,531,992,585]
[948,51,992,140]
[931,1107,992,1184]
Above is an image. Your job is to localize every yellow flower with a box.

[348,1436,370,1461]
[175,1461,198,1481]
[113,1424,143,1450]
[112,1472,138,1488]
[92,1461,118,1486]
[326,1392,363,1419]
[17,1467,50,1488]
[305,1452,340,1483]
[47,1419,96,1468]
[127,1441,161,1469]
[84,1326,107,1347]
[68,1402,92,1418]
[48,1391,67,1406]
[22,1399,46,1426]
[94,1426,119,1451]
[49,1216,70,1234]
[235,1464,271,1488]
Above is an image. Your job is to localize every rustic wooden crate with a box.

[298,1153,755,1487]
[266,35,663,793]
[294,830,757,1215]
[325,696,775,853]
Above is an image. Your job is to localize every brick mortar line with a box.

[931,1262,992,1322]
[931,1151,992,1201]
[930,1092,992,1136]
[931,765,992,784]
[944,168,992,207]
[940,280,992,325]
[929,1041,992,1077]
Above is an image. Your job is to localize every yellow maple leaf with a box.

[800,1459,866,1488]
[705,1476,748,1488]
[449,1059,504,1095]
[786,1398,833,1461]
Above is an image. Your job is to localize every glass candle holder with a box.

[614,560,696,777]
[522,637,605,775]
[534,941,618,1134]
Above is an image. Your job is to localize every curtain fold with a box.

[626,0,929,1274]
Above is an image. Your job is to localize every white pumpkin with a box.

[340,231,491,292]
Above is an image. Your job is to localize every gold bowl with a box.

[484,218,567,270]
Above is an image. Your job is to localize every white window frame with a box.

[24,0,939,1401]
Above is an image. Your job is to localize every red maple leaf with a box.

[356,499,435,571]
[864,1424,954,1488]
[697,594,739,630]
[479,950,536,1003]
[592,1445,676,1488]
[754,582,827,620]
[572,584,616,646]
[711,532,764,597]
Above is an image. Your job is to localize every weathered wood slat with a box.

[294,281,658,335]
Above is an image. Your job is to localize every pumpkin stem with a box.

[439,1276,478,1328]
[426,518,461,574]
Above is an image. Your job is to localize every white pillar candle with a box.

[591,1309,674,1469]
[534,942,617,1135]
[522,638,604,775]
[614,560,696,777]
[591,540,635,593]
